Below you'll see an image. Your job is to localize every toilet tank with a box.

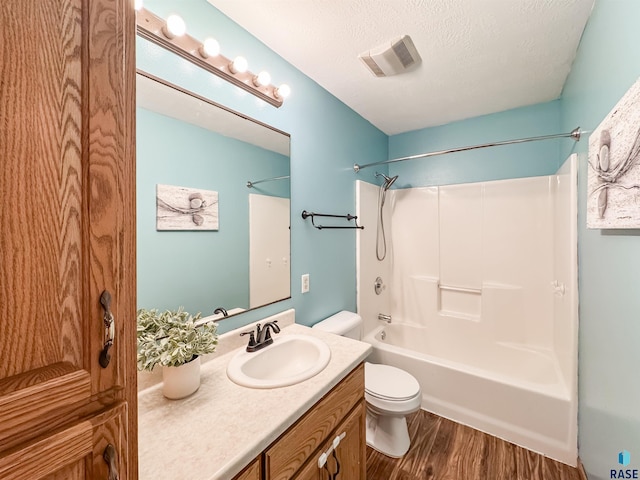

[312,311,362,340]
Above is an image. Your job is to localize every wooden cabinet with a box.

[0,1,136,478]
[294,402,366,480]
[219,364,366,480]
[0,403,128,480]
[232,458,262,480]
[264,364,366,480]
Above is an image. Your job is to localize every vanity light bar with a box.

[136,8,286,108]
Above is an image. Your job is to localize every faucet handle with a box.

[240,330,256,348]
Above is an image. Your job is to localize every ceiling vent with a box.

[358,35,422,77]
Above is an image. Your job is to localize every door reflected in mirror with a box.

[136,71,291,319]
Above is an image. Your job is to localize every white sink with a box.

[226,334,331,388]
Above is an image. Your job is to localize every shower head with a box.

[375,172,399,191]
[386,175,398,189]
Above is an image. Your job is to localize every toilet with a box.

[312,311,422,457]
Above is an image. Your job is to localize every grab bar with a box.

[438,283,482,294]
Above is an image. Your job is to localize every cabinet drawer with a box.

[265,363,364,480]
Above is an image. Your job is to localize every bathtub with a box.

[363,323,576,465]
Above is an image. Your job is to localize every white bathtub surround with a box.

[356,155,578,465]
[137,309,372,480]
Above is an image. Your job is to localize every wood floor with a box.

[366,410,581,480]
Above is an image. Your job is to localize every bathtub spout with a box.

[378,313,392,323]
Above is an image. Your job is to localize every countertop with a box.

[137,309,372,480]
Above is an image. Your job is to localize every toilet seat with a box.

[364,362,421,401]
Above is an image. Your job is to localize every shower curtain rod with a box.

[246,175,290,188]
[353,127,582,173]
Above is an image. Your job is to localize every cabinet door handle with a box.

[318,431,346,478]
[99,290,115,368]
[331,449,341,479]
[103,444,120,480]
[323,464,332,480]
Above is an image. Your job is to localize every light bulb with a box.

[163,14,186,39]
[229,56,248,74]
[253,71,271,87]
[275,84,291,100]
[134,0,144,11]
[199,38,220,58]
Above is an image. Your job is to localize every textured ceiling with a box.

[207,0,594,135]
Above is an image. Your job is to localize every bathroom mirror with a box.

[136,70,291,320]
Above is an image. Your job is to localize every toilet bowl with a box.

[312,311,422,458]
[364,362,421,457]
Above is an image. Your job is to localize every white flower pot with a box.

[162,356,201,399]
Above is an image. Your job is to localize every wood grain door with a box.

[0,403,129,480]
[0,0,136,475]
[231,458,261,480]
[295,401,366,480]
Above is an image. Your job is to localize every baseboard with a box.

[578,458,588,480]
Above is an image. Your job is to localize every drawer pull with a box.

[103,444,119,480]
[99,290,115,368]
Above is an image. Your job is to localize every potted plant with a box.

[137,307,218,399]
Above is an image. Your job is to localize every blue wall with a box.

[560,1,640,479]
[137,0,388,332]
[137,107,288,316]
[387,100,562,187]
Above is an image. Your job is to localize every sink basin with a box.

[227,334,331,388]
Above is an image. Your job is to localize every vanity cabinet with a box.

[232,458,262,480]
[294,402,366,480]
[264,363,365,480]
[0,1,136,478]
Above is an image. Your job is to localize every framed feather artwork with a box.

[587,78,640,228]
[156,184,219,231]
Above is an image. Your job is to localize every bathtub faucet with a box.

[377,313,392,323]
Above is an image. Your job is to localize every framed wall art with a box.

[156,184,219,231]
[587,78,640,229]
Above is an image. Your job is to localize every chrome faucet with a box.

[378,313,392,323]
[240,320,280,352]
